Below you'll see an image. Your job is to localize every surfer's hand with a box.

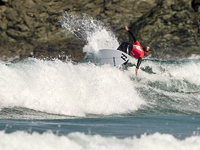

[125,26,129,31]
[135,68,138,76]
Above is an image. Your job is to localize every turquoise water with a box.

[1,116,200,139]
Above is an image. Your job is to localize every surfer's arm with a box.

[125,26,137,42]
[136,57,142,69]
[135,57,142,76]
[128,30,137,42]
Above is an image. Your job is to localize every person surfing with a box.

[117,26,151,76]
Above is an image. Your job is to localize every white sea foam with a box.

[1,57,200,116]
[0,131,200,150]
[187,54,200,60]
[0,59,144,116]
[137,60,200,86]
[130,59,200,114]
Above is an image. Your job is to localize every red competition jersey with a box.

[130,41,144,59]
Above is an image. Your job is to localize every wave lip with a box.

[59,12,119,54]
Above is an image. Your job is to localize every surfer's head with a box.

[143,46,151,57]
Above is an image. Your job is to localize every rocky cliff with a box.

[133,0,200,59]
[0,0,200,62]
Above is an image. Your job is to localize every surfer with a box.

[117,26,151,76]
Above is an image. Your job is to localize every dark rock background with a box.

[0,0,200,62]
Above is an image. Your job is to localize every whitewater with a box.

[0,12,200,149]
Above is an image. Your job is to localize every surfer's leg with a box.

[126,44,133,55]
[117,42,126,52]
[117,42,129,53]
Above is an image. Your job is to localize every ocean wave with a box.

[0,57,200,117]
[0,58,144,117]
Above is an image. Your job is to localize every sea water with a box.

[0,12,200,150]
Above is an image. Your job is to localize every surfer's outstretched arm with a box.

[136,57,142,69]
[124,26,137,42]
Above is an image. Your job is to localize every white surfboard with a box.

[97,49,131,66]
